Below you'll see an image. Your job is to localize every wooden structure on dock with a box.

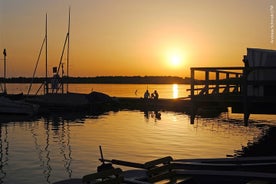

[189,48,276,124]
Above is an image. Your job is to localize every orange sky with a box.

[0,0,275,77]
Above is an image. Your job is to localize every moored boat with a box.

[53,155,276,184]
[25,11,115,113]
[173,156,276,172]
[0,50,39,117]
[25,91,114,113]
[0,96,39,116]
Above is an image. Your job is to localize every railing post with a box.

[226,73,230,93]
[242,67,249,125]
[215,71,219,94]
[190,68,195,124]
[191,68,195,98]
[236,73,240,93]
[205,70,209,95]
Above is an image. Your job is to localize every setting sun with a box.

[166,49,186,68]
[1,1,270,78]
[170,54,182,66]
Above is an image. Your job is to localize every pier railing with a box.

[189,66,276,124]
[190,67,243,97]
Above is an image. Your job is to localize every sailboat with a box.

[0,49,39,117]
[26,10,113,113]
[0,96,39,116]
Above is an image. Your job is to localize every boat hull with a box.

[25,92,115,113]
[0,97,39,116]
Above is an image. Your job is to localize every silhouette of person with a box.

[151,92,155,99]
[153,90,159,100]
[144,90,150,99]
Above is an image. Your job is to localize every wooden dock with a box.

[9,67,276,125]
[116,66,276,125]
[189,66,276,125]
[116,97,192,113]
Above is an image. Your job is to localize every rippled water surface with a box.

[0,110,271,184]
[6,83,189,98]
[1,84,275,183]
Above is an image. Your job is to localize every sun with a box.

[163,47,187,68]
[167,51,185,67]
[170,55,182,66]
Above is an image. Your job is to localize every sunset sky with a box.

[0,0,275,78]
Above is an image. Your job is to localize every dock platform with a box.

[189,66,276,125]
[116,65,276,125]
[116,97,192,112]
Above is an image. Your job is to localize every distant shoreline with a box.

[1,76,191,84]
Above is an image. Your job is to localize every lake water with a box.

[1,84,276,184]
[5,83,189,99]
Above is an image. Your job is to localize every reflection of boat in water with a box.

[0,124,9,182]
[54,155,276,184]
[0,96,39,116]
[30,112,82,183]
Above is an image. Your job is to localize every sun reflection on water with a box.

[172,84,179,98]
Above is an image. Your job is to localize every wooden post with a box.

[191,69,195,98]
[205,70,209,95]
[215,71,220,94]
[226,73,230,93]
[235,73,240,93]
[190,68,195,124]
[242,67,249,125]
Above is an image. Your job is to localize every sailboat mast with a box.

[3,48,7,93]
[45,13,49,94]
[66,7,70,93]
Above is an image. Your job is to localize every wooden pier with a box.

[114,66,276,125]
[189,66,276,125]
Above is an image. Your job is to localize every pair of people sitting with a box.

[144,90,159,100]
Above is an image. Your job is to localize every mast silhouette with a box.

[3,49,7,93]
[45,14,48,94]
[67,7,70,93]
[27,9,70,95]
[56,8,70,94]
[27,14,47,96]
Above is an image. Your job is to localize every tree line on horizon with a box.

[1,76,191,84]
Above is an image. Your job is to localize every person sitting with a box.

[151,92,155,99]
[153,90,159,100]
[144,90,150,99]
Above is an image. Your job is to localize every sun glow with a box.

[166,48,185,68]
[170,55,182,66]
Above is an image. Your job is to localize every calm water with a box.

[0,84,276,184]
[5,83,189,98]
